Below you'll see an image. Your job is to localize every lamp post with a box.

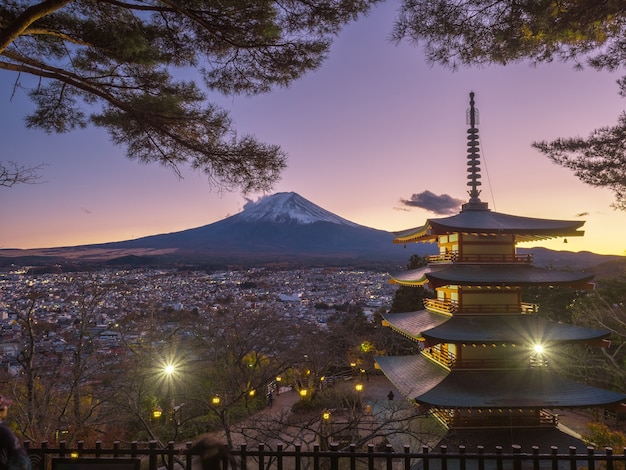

[355,383,363,410]
[164,364,175,422]
[321,410,332,450]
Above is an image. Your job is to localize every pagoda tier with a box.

[389,264,595,289]
[382,312,611,347]
[375,355,625,409]
[394,210,585,246]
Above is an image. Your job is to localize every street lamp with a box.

[355,383,363,409]
[212,396,221,406]
[163,364,176,421]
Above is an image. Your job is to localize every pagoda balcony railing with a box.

[453,358,535,369]
[428,253,533,264]
[425,300,538,314]
[424,298,457,314]
[431,408,559,429]
[21,440,626,470]
[423,347,456,368]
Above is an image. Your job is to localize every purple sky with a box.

[1,3,625,256]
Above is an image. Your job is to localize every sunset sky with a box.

[1,3,625,256]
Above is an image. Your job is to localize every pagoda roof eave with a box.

[415,264,593,288]
[381,310,449,340]
[374,355,626,408]
[392,210,585,244]
[374,355,448,400]
[421,314,610,345]
[389,266,430,286]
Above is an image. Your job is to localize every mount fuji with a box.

[81,191,432,264]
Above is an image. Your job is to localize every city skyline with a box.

[1,2,625,256]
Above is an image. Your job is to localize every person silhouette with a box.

[387,391,394,401]
[0,396,30,470]
[188,435,236,470]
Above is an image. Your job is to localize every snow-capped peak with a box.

[236,192,360,226]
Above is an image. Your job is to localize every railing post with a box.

[531,445,539,470]
[113,441,120,458]
[459,445,466,470]
[59,441,67,458]
[131,442,138,459]
[294,443,300,470]
[512,444,521,470]
[403,445,411,470]
[551,446,558,470]
[276,443,283,470]
[258,443,265,470]
[477,446,484,470]
[495,446,503,470]
[184,442,193,470]
[349,444,357,470]
[422,445,430,470]
[313,443,320,470]
[167,441,175,470]
[441,445,448,470]
[568,446,577,470]
[95,441,102,458]
[240,443,248,470]
[367,444,374,470]
[148,440,158,470]
[41,441,49,470]
[330,442,339,470]
[588,446,595,470]
[385,444,393,470]
[606,447,614,470]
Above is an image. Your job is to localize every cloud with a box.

[399,190,464,215]
[242,194,269,211]
[575,212,589,217]
[80,207,92,215]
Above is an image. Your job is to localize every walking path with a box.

[197,376,597,450]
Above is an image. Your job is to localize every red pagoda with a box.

[375,92,626,449]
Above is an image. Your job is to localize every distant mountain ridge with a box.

[0,192,623,270]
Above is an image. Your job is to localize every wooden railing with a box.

[432,408,559,429]
[424,298,457,314]
[428,253,533,264]
[424,299,539,314]
[423,347,456,368]
[22,440,626,470]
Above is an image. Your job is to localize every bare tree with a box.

[0,161,45,187]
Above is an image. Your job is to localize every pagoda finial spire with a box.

[462,92,489,211]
